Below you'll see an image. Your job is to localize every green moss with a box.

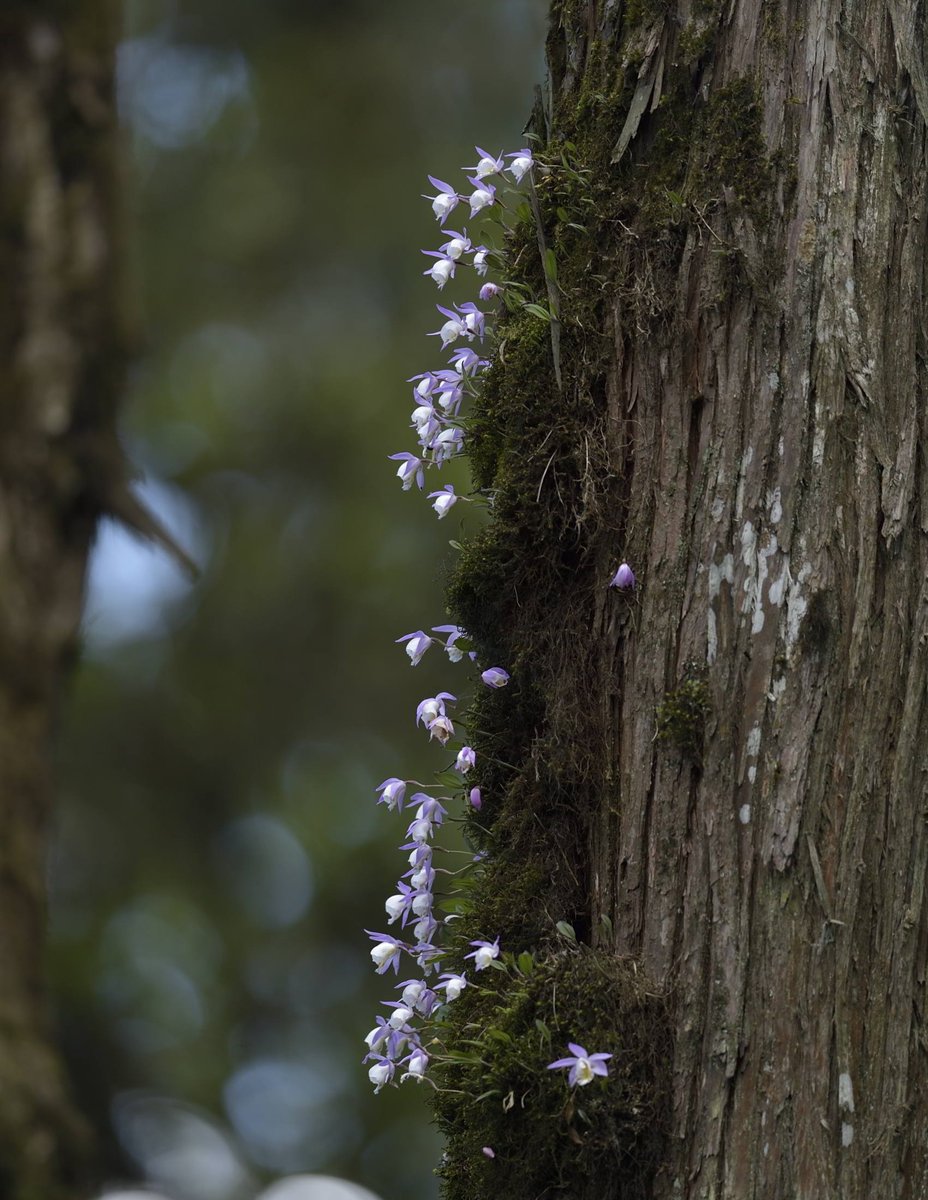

[689,77,773,222]
[433,948,671,1200]
[656,665,710,762]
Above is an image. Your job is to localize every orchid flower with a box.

[457,301,486,339]
[469,786,482,810]
[367,931,405,975]
[449,346,487,374]
[388,452,425,491]
[402,1048,430,1082]
[547,1043,613,1087]
[430,426,464,464]
[469,146,505,178]
[439,230,472,260]
[507,148,534,182]
[609,561,636,589]
[397,630,433,666]
[385,883,414,925]
[465,937,500,970]
[430,304,467,348]
[368,1056,395,1092]
[409,371,438,399]
[481,667,510,688]
[472,246,490,275]
[438,972,467,1001]
[455,746,476,773]
[416,692,456,728]
[466,177,496,216]
[429,483,459,518]
[421,252,456,289]
[433,623,467,661]
[424,175,459,222]
[375,777,407,812]
[364,1015,407,1059]
[427,714,455,745]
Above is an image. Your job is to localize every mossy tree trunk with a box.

[0,3,123,1196]
[438,0,928,1196]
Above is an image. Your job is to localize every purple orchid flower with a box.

[424,175,459,222]
[432,623,467,661]
[413,940,441,971]
[409,370,439,399]
[421,250,456,289]
[481,667,510,688]
[469,146,505,178]
[429,483,458,518]
[396,630,433,666]
[368,1055,396,1092]
[455,746,476,774]
[479,281,501,301]
[388,452,425,491]
[439,229,472,260]
[434,375,463,415]
[430,304,467,347]
[375,777,407,812]
[609,561,636,589]
[413,914,439,944]
[438,972,467,1001]
[401,1047,430,1082]
[472,246,490,275]
[449,346,487,373]
[507,148,534,182]
[416,692,456,728]
[466,176,496,216]
[385,882,415,925]
[404,855,435,891]
[547,1042,613,1087]
[366,930,408,975]
[411,401,442,448]
[465,937,500,970]
[430,426,464,464]
[469,786,482,811]
[457,301,486,339]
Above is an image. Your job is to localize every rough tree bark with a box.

[436,0,928,1197]
[0,3,123,1196]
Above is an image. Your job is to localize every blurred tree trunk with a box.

[0,2,122,1195]
[445,0,928,1196]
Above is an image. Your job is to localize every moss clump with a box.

[656,664,710,762]
[433,948,671,1200]
[690,77,773,221]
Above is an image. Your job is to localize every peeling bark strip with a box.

[0,3,122,1195]
[441,0,928,1196]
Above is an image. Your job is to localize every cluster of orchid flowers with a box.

[389,146,534,520]
[363,620,511,1092]
[366,144,633,1102]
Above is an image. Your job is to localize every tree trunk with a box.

[436,0,928,1197]
[0,3,122,1195]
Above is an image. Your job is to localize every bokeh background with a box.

[49,2,547,1198]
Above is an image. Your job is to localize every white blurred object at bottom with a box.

[258,1177,384,1200]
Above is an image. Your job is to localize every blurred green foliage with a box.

[48,2,546,1197]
